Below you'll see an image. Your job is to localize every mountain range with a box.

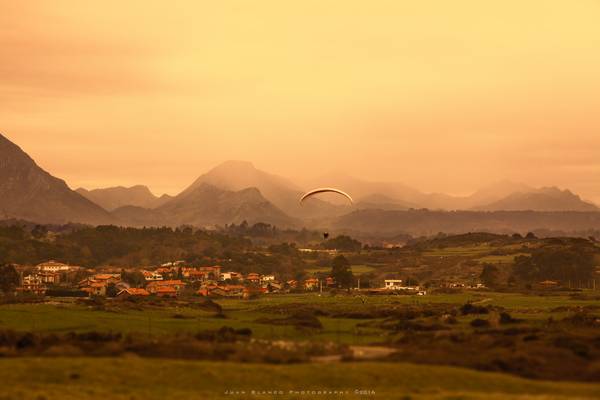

[1,132,599,233]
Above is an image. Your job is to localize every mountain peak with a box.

[184,160,299,198]
[155,182,295,227]
[211,160,257,172]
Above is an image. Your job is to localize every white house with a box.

[220,271,243,281]
[36,260,78,273]
[142,270,163,281]
[261,275,276,283]
[384,279,404,290]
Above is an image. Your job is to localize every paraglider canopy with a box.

[299,188,353,204]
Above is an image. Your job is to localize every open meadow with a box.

[2,357,600,400]
[1,291,598,342]
[1,290,600,399]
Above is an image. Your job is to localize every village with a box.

[14,260,429,301]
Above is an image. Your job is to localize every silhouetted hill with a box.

[76,185,171,211]
[474,187,599,212]
[0,133,115,225]
[465,180,533,207]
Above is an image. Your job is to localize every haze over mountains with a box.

[1,133,600,235]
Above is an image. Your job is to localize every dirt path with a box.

[350,345,397,360]
[311,346,397,363]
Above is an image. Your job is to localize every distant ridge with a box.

[474,187,599,212]
[77,185,172,211]
[332,209,600,236]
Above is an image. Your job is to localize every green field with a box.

[476,253,529,264]
[0,298,385,344]
[1,291,600,398]
[2,357,600,400]
[422,245,493,257]
[0,291,597,344]
[305,264,376,275]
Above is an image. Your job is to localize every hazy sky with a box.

[2,1,600,201]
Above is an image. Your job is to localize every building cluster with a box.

[380,279,426,295]
[18,261,83,295]
[14,260,337,299]
[14,261,440,299]
[78,273,123,296]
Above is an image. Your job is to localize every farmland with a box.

[2,229,600,398]
[2,357,600,400]
[0,291,599,342]
[0,290,599,396]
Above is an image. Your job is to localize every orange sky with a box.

[2,1,600,201]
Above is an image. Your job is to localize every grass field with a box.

[422,245,494,258]
[2,291,600,398]
[305,264,376,275]
[475,253,529,264]
[2,357,600,400]
[0,291,598,344]
[0,298,386,344]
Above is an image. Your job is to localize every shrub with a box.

[470,318,490,328]
[461,303,489,315]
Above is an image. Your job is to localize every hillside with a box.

[154,183,297,227]
[0,133,114,225]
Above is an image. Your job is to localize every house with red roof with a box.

[304,278,319,290]
[117,288,150,298]
[146,279,185,296]
[245,273,261,284]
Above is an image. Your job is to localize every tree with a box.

[512,247,595,285]
[480,263,500,287]
[330,255,354,288]
[0,264,20,293]
[106,283,118,297]
[121,270,146,287]
[404,276,419,287]
[31,225,48,239]
[322,235,362,252]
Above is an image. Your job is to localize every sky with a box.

[2,1,600,201]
